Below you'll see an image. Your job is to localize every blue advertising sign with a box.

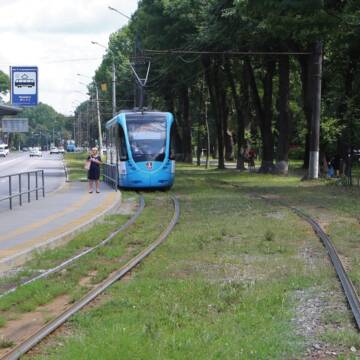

[10,66,38,107]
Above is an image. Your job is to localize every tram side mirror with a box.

[120,155,128,161]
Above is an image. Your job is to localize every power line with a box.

[145,49,311,56]
[177,55,201,63]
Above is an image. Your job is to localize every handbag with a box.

[84,160,91,170]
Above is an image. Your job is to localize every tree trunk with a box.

[203,56,225,169]
[275,55,291,174]
[174,96,184,161]
[222,92,233,162]
[181,86,192,163]
[337,57,357,176]
[246,59,275,173]
[224,59,246,170]
[219,62,233,162]
[298,53,313,169]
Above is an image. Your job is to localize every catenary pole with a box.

[308,41,323,179]
[91,42,117,117]
[95,84,103,153]
[112,60,116,116]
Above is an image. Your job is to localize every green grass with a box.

[64,152,88,181]
[0,195,171,320]
[24,164,360,359]
[0,337,14,349]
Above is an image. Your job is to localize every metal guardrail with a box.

[0,170,45,210]
[102,163,118,191]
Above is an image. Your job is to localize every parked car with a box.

[0,144,9,157]
[30,147,42,157]
[50,147,60,154]
[58,146,65,154]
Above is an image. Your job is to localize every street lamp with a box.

[91,41,117,117]
[108,6,131,20]
[108,6,138,108]
[78,75,103,153]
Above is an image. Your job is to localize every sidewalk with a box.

[0,181,121,271]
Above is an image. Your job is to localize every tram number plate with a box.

[146,162,153,170]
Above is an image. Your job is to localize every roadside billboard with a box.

[10,66,38,107]
[2,117,29,133]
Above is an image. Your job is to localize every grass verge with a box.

[64,152,88,181]
[26,165,360,359]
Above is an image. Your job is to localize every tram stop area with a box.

[0,181,120,272]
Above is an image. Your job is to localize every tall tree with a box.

[0,71,9,97]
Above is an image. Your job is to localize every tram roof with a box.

[106,110,171,128]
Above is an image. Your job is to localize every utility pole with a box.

[112,60,116,116]
[108,6,131,109]
[90,42,117,117]
[205,100,210,169]
[86,101,90,148]
[95,84,103,153]
[134,34,140,108]
[73,117,76,143]
[308,41,323,179]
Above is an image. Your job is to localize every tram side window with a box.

[118,126,128,161]
[170,122,176,160]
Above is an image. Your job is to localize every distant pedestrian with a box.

[330,155,340,177]
[327,163,335,178]
[248,148,256,171]
[86,147,102,193]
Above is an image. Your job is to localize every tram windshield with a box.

[126,114,167,162]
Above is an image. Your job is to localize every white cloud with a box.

[0,0,139,115]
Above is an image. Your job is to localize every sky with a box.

[0,0,139,115]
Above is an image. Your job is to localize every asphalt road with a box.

[0,151,66,211]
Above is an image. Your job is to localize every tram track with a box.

[1,194,179,360]
[283,201,360,330]
[0,195,146,299]
[212,179,360,331]
[256,193,360,329]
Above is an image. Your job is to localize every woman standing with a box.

[87,147,102,193]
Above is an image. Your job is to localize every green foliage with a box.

[20,103,73,147]
[73,0,360,166]
[0,70,9,96]
[0,337,13,349]
[320,116,344,153]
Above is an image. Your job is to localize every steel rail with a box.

[288,205,360,330]
[210,179,360,330]
[256,193,360,330]
[0,195,145,299]
[2,195,179,360]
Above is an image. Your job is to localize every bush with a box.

[288,146,304,160]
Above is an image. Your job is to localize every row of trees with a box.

[79,0,360,174]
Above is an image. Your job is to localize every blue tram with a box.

[66,140,76,152]
[105,110,175,189]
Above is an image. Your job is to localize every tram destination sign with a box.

[2,117,29,133]
[10,66,38,107]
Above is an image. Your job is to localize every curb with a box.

[0,190,122,273]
